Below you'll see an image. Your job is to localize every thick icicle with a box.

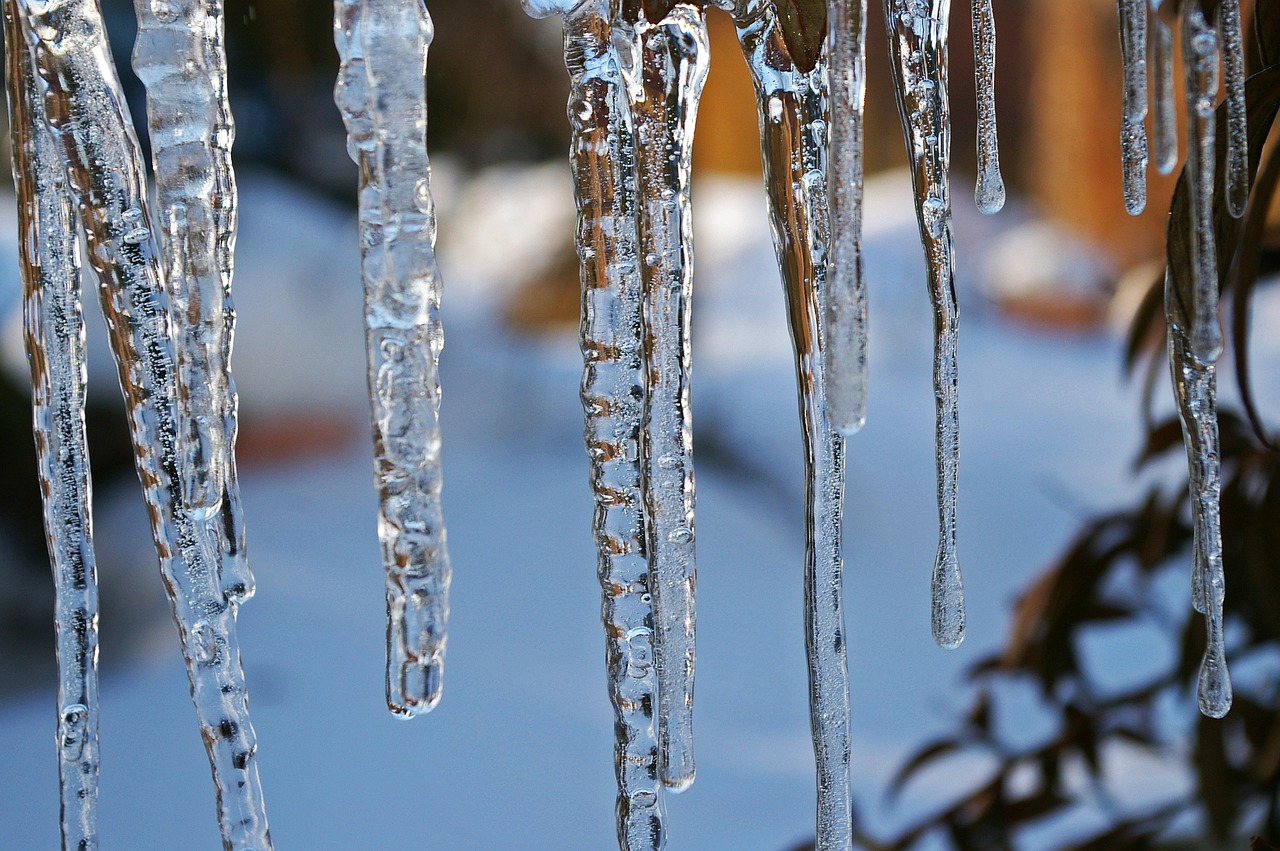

[334,0,452,717]
[1117,0,1149,215]
[734,2,853,848]
[885,0,965,649]
[131,0,253,605]
[617,2,708,794]
[1217,0,1247,218]
[1168,329,1231,718]
[1182,7,1222,363]
[1151,4,1177,175]
[3,5,100,845]
[17,1,271,846]
[560,1,666,846]
[824,0,870,435]
[971,0,1004,214]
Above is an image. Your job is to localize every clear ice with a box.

[824,0,870,435]
[3,3,100,844]
[733,1,853,847]
[617,2,708,794]
[885,0,965,650]
[334,0,452,718]
[131,0,253,605]
[16,0,271,845]
[971,0,1004,214]
[1217,0,1248,219]
[1181,7,1223,363]
[1150,3,1177,175]
[1117,0,1149,215]
[563,1,665,846]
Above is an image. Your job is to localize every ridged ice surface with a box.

[1168,327,1231,718]
[3,5,100,845]
[1181,8,1222,364]
[1217,0,1248,219]
[970,0,1003,214]
[334,0,452,718]
[824,0,870,435]
[734,2,852,848]
[564,2,665,846]
[17,0,271,846]
[1116,0,1148,215]
[1150,6,1177,175]
[617,2,708,794]
[885,0,965,650]
[131,0,253,605]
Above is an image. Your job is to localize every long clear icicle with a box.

[131,0,253,605]
[1182,8,1222,363]
[1217,0,1247,218]
[618,2,708,794]
[17,1,272,845]
[561,1,665,846]
[971,0,1004,214]
[1117,0,1149,214]
[885,0,965,649]
[334,0,452,717]
[1151,3,1177,175]
[3,4,100,844]
[734,2,852,847]
[824,0,870,435]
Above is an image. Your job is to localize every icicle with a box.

[3,4,100,845]
[885,0,965,649]
[557,1,666,846]
[971,0,1004,214]
[733,2,853,848]
[16,1,272,846]
[617,2,708,794]
[1150,3,1177,175]
[131,0,253,605]
[1182,7,1222,363]
[1168,328,1231,718]
[334,0,452,718]
[1217,0,1247,218]
[824,0,870,435]
[1117,0,1149,215]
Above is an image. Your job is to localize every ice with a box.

[1181,7,1222,364]
[563,1,665,846]
[824,0,870,435]
[15,0,272,845]
[884,0,965,650]
[333,0,452,718]
[1116,0,1149,215]
[130,0,253,606]
[733,0,853,847]
[971,0,1004,215]
[1150,4,1176,175]
[1217,0,1248,219]
[2,4,100,845]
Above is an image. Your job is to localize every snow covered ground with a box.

[0,165,1207,848]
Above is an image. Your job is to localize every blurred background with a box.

[0,0,1278,848]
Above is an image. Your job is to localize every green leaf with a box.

[774,0,826,74]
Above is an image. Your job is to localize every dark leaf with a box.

[888,737,966,798]
[1123,270,1167,378]
[774,0,826,73]
[641,0,677,21]
[1253,836,1280,851]
[1256,0,1280,70]
[1196,713,1239,840]
[1134,419,1187,468]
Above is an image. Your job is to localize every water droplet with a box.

[667,526,693,544]
[191,620,217,664]
[151,0,178,22]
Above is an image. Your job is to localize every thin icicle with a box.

[971,0,1004,214]
[734,2,852,848]
[334,0,452,718]
[3,4,100,844]
[1151,3,1177,175]
[618,2,708,794]
[1217,0,1247,218]
[1182,7,1223,363]
[885,0,965,650]
[560,1,665,847]
[824,0,870,435]
[1117,0,1149,215]
[17,1,271,846]
[1168,328,1231,718]
[131,0,253,605]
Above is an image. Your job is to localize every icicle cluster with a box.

[334,0,453,718]
[1117,0,1248,718]
[6,0,271,845]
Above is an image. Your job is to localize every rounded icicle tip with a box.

[1197,651,1232,719]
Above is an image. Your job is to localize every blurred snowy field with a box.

[1,162,1260,849]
